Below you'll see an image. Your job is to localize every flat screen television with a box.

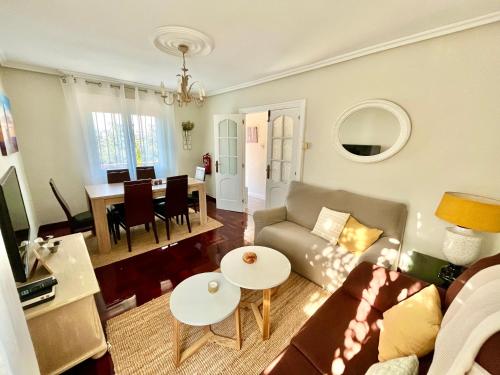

[0,166,31,282]
[342,144,382,156]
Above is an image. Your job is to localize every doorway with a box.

[213,100,305,216]
[244,112,268,215]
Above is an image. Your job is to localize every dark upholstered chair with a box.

[136,166,156,180]
[188,166,205,212]
[118,180,159,252]
[49,179,117,242]
[107,169,130,184]
[154,175,191,240]
[106,169,131,240]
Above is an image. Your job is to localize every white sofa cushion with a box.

[311,207,350,244]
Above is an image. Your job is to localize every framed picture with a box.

[246,126,258,143]
[0,94,18,155]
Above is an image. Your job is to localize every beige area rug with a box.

[106,272,330,375]
[86,212,223,268]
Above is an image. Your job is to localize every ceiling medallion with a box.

[154,26,213,107]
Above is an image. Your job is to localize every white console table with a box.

[23,233,107,374]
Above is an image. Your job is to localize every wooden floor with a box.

[39,201,249,375]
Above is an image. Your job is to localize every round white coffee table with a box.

[170,272,241,367]
[220,246,291,340]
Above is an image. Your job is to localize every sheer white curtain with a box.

[61,77,177,184]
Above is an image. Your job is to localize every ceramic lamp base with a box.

[442,226,481,266]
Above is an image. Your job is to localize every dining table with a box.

[85,177,207,253]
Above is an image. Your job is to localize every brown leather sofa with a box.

[262,254,500,375]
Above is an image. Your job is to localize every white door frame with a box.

[239,99,306,182]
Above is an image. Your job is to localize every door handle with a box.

[216,160,219,173]
[266,164,270,179]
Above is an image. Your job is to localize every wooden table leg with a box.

[198,185,208,225]
[235,306,241,349]
[262,289,271,340]
[91,198,111,253]
[173,318,181,367]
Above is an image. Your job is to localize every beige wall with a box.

[201,22,500,259]
[1,68,87,225]
[0,75,39,236]
[1,68,207,225]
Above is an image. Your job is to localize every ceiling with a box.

[0,0,499,93]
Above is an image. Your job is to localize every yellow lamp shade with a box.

[435,192,500,233]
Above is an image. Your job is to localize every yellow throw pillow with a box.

[378,285,443,362]
[338,216,383,253]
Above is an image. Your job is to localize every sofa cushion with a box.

[342,262,431,313]
[338,216,384,253]
[378,285,442,361]
[291,288,383,375]
[261,345,320,375]
[256,221,361,291]
[311,207,350,244]
[285,181,407,240]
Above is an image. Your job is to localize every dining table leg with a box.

[91,198,111,253]
[198,185,208,225]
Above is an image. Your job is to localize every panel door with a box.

[266,108,300,208]
[214,114,245,212]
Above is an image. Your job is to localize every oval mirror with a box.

[333,99,411,163]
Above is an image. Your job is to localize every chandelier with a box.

[160,44,206,107]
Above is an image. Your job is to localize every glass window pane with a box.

[272,139,282,160]
[219,120,228,137]
[219,138,228,156]
[283,139,292,161]
[282,162,291,182]
[283,116,294,138]
[228,120,237,137]
[92,111,128,170]
[271,161,281,182]
[229,138,237,157]
[229,157,237,175]
[219,157,228,174]
[272,116,283,137]
[132,114,159,166]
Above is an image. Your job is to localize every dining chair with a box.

[154,175,191,240]
[136,166,156,180]
[106,169,130,240]
[188,166,206,212]
[107,169,131,183]
[49,179,117,242]
[118,180,159,252]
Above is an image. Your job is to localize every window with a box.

[131,114,159,167]
[92,112,162,173]
[92,112,128,170]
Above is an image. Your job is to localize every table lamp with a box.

[435,192,500,280]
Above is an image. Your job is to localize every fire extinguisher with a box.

[203,153,212,175]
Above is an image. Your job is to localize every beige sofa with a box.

[254,181,407,291]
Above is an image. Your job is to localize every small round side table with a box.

[220,246,291,340]
[170,272,241,367]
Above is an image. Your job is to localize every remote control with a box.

[17,276,58,300]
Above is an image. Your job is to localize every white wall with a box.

[245,112,267,199]
[1,68,86,225]
[0,76,40,375]
[0,68,210,225]
[200,22,500,260]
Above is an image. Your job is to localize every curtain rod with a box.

[60,75,165,95]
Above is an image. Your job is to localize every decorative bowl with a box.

[242,251,257,264]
